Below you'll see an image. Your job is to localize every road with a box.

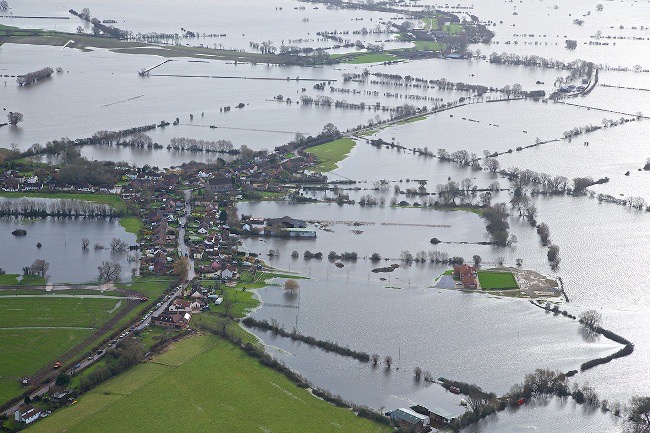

[2,192,197,417]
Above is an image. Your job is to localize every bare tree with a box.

[384,355,392,368]
[82,238,90,250]
[173,257,189,281]
[110,237,128,252]
[29,259,49,278]
[0,1,9,11]
[371,354,379,365]
[284,279,300,293]
[413,366,423,380]
[97,261,121,282]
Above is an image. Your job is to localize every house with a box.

[15,405,42,424]
[266,216,307,229]
[151,312,191,330]
[389,408,430,432]
[220,266,236,280]
[207,177,233,194]
[453,264,478,289]
[169,299,192,313]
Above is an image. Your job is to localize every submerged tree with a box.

[284,279,300,293]
[98,261,122,282]
[7,112,23,125]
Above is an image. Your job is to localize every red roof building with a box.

[453,264,478,289]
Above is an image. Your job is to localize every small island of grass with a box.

[307,138,356,172]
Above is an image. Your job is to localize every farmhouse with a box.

[266,215,307,229]
[453,264,478,289]
[151,312,191,330]
[389,408,430,432]
[169,299,192,313]
[15,404,42,424]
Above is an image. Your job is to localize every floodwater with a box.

[0,215,136,284]
[2,0,650,430]
[247,279,619,410]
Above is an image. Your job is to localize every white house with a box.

[15,405,41,424]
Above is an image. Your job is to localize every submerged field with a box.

[27,335,390,433]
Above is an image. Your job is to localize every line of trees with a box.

[242,317,371,362]
[79,337,144,392]
[16,67,54,86]
[0,198,120,218]
[168,137,236,153]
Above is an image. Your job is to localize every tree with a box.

[596,4,603,11]
[29,259,49,277]
[284,279,299,293]
[218,209,228,223]
[400,250,413,263]
[414,366,422,380]
[628,396,650,428]
[76,25,84,34]
[579,310,602,329]
[473,255,482,267]
[97,261,121,282]
[321,122,340,138]
[173,257,189,281]
[0,1,8,10]
[384,355,392,368]
[110,237,128,252]
[7,112,23,125]
[55,372,71,388]
[370,253,381,262]
[370,354,379,365]
[547,244,560,262]
[82,238,90,250]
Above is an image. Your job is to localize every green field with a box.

[422,17,439,30]
[343,53,396,64]
[477,271,519,290]
[307,138,356,172]
[0,274,46,286]
[0,295,130,403]
[0,192,127,213]
[119,216,143,235]
[411,40,446,52]
[395,115,427,125]
[27,335,390,433]
[0,297,121,328]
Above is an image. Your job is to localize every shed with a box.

[390,408,430,429]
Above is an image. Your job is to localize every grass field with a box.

[343,53,396,64]
[477,271,519,290]
[0,274,46,286]
[307,138,356,172]
[0,297,121,329]
[411,40,446,52]
[0,192,127,213]
[395,115,427,125]
[27,335,390,433]
[0,295,130,403]
[422,17,439,30]
[119,216,143,236]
